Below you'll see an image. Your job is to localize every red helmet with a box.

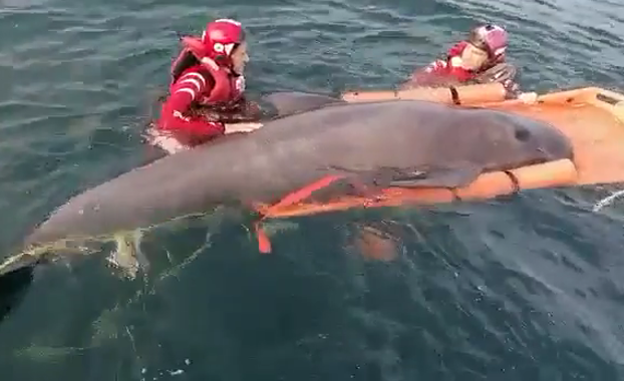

[201,19,246,68]
[468,24,508,59]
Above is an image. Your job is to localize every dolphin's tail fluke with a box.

[0,252,40,278]
[0,260,36,324]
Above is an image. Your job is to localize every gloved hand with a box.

[241,100,263,119]
[224,122,264,134]
[502,79,521,99]
[501,80,539,103]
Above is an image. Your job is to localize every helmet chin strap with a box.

[200,57,220,70]
[201,56,236,73]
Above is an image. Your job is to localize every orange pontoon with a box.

[341,82,510,106]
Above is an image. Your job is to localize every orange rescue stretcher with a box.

[256,83,624,221]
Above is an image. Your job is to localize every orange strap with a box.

[253,174,347,254]
[269,175,345,210]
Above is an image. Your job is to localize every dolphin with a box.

[0,97,574,281]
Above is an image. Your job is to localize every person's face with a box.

[231,41,249,75]
[460,43,489,70]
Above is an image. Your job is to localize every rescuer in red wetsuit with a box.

[404,24,518,90]
[156,18,260,147]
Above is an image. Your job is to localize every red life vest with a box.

[169,36,245,105]
[444,41,505,80]
[446,61,476,82]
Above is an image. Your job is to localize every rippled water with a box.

[1,0,624,379]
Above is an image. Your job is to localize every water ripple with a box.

[1,0,624,379]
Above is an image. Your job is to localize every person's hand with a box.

[450,56,463,67]
[500,80,538,104]
[243,100,262,114]
[502,79,520,98]
[224,122,264,134]
[517,92,538,104]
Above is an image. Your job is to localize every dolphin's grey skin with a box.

[1,98,573,281]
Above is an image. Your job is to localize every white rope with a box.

[593,189,624,212]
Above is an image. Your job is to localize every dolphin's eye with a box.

[514,126,530,142]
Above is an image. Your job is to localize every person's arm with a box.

[404,40,470,84]
[399,58,449,89]
[446,41,467,57]
[159,71,225,139]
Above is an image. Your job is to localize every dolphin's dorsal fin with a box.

[262,91,346,117]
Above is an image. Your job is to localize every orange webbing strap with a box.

[253,174,347,253]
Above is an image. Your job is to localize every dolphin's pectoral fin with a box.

[329,164,484,190]
[385,165,484,188]
[349,222,400,262]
